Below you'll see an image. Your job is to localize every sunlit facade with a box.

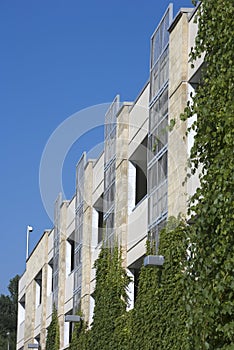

[17,4,203,350]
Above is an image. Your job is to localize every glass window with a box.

[148,151,168,193]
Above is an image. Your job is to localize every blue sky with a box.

[0,0,193,294]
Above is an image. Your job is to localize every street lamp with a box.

[26,225,33,260]
[6,332,10,350]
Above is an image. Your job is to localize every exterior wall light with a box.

[144,255,164,267]
[65,315,83,322]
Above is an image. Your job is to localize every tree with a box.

[181,1,234,348]
[0,275,20,349]
[46,305,60,350]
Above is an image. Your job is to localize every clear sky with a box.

[0,0,193,294]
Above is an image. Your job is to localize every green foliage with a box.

[131,218,189,350]
[69,317,90,350]
[89,245,131,350]
[130,258,161,350]
[113,311,132,350]
[0,275,20,349]
[180,1,234,348]
[157,218,189,350]
[46,304,60,350]
[64,3,234,348]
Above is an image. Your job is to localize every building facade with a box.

[17,4,203,350]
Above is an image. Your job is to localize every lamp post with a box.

[26,225,33,260]
[6,332,10,350]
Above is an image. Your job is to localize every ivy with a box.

[131,218,189,350]
[130,240,160,350]
[65,2,234,349]
[69,316,90,350]
[88,245,131,350]
[157,218,189,350]
[181,1,234,348]
[113,311,132,350]
[45,305,60,350]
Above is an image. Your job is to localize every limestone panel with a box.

[169,12,189,96]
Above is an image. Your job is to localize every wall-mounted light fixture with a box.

[65,315,83,323]
[28,344,39,349]
[144,255,164,267]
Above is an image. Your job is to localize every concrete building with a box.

[17,4,202,349]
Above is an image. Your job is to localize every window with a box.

[148,219,166,253]
[47,259,53,295]
[105,211,115,238]
[148,151,168,193]
[98,210,104,243]
[148,181,167,226]
[35,270,42,307]
[94,194,105,244]
[67,233,75,275]
[129,137,147,207]
[149,88,168,131]
[73,289,81,313]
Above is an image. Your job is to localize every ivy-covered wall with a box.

[88,246,130,350]
[130,218,189,350]
[66,1,234,348]
[69,318,90,350]
[181,0,234,348]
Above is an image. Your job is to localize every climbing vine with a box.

[131,218,189,350]
[130,240,161,350]
[181,1,234,348]
[66,1,233,349]
[45,305,60,350]
[157,218,189,350]
[69,316,90,350]
[89,245,130,350]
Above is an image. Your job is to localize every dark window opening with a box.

[35,270,42,305]
[133,268,140,303]
[68,238,75,273]
[35,334,40,348]
[135,164,147,204]
[94,194,104,244]
[130,137,147,206]
[98,210,104,243]
[129,256,144,304]
[69,321,73,343]
[19,294,25,309]
[189,62,206,90]
[48,259,54,292]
